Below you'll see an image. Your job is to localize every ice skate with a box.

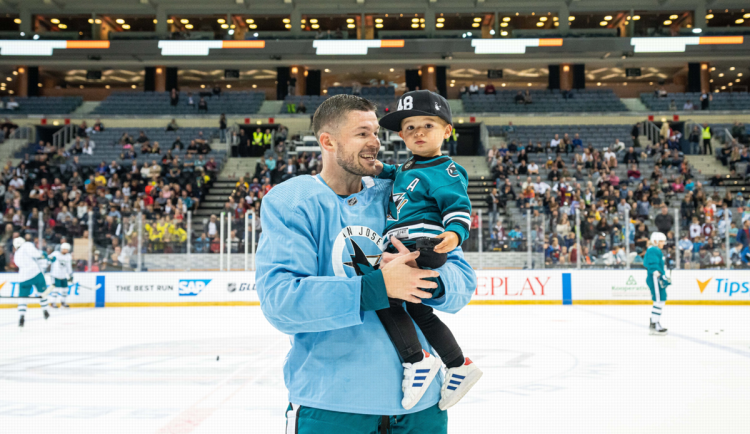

[401,350,440,410]
[649,320,667,336]
[18,315,24,328]
[61,301,70,309]
[438,358,483,411]
[44,310,50,320]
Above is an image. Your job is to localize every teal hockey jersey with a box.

[378,155,472,247]
[643,246,666,278]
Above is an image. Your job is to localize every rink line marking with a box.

[0,303,95,309]
[106,302,260,307]
[155,338,282,434]
[574,306,750,360]
[573,300,750,305]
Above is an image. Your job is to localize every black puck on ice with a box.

[217,356,220,361]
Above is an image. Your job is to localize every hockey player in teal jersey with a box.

[644,232,670,336]
[376,90,482,411]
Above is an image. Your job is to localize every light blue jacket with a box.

[256,174,476,415]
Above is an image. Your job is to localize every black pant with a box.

[375,240,461,365]
[703,139,712,155]
[376,299,463,366]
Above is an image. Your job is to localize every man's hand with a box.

[433,231,459,254]
[380,237,417,268]
[381,251,438,304]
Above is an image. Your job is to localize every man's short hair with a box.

[313,95,377,139]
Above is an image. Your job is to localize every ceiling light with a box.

[180,19,189,24]
[217,18,225,24]
[553,17,558,21]
[230,24,235,28]
[663,20,672,25]
[450,83,454,87]
[721,86,726,89]
[474,17,482,22]
[12,71,17,76]
[710,79,714,83]
[503,17,511,22]
[437,18,445,23]
[744,13,750,18]
[301,19,305,23]
[201,84,206,88]
[221,24,229,29]
[569,16,575,21]
[729,83,733,86]
[737,79,741,82]
[252,84,257,88]
[736,19,745,24]
[436,23,444,28]
[472,23,480,27]
[597,82,602,86]
[527,83,532,87]
[166,19,173,24]
[420,23,425,28]
[51,18,60,24]
[185,24,194,29]
[131,84,137,89]
[412,18,419,23]
[500,22,508,27]
[375,23,383,28]
[500,30,508,36]
[301,25,306,29]
[153,19,158,24]
[246,19,255,24]
[116,19,125,24]
[347,24,355,29]
[346,18,354,23]
[706,14,714,19]
[121,24,130,29]
[540,17,547,22]
[285,24,291,29]
[719,73,724,77]
[501,83,506,87]
[669,15,678,20]
[411,23,419,28]
[420,18,425,23]
[710,67,716,71]
[632,15,640,20]
[375,18,383,23]
[536,22,544,27]
[226,84,232,88]
[730,66,735,70]
[600,21,608,26]
[58,24,67,29]
[311,24,319,29]
[310,19,318,24]
[324,69,330,72]
[88,18,94,24]
[738,73,743,77]
[14,18,21,24]
[283,18,290,23]
[604,16,612,21]
[105,85,110,89]
[249,24,257,29]
[626,16,631,20]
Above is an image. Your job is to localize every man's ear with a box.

[318,131,336,153]
[444,124,453,140]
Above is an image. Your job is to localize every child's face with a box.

[399,116,451,157]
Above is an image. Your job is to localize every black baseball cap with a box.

[379,90,452,132]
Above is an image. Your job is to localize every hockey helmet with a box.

[61,243,71,252]
[650,232,667,244]
[13,237,25,249]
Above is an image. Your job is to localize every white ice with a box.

[1,305,749,434]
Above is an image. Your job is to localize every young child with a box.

[644,232,670,335]
[375,90,482,411]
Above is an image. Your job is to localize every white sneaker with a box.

[438,358,483,411]
[401,350,441,410]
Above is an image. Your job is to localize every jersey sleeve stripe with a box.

[442,211,471,224]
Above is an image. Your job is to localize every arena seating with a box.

[640,92,750,111]
[462,89,627,113]
[492,123,634,148]
[0,96,83,114]
[282,86,397,114]
[93,91,265,115]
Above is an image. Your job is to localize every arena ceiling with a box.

[2,0,750,15]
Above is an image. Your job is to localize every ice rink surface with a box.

[1,305,749,434]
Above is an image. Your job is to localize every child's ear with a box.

[444,124,453,139]
[398,131,405,140]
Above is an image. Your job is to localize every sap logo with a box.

[227,283,254,292]
[178,279,211,297]
[713,278,750,297]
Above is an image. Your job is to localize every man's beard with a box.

[335,147,376,177]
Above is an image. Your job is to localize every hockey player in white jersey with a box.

[49,243,74,308]
[13,237,51,328]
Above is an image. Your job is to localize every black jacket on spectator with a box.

[655,213,674,233]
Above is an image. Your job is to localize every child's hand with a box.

[374,160,384,175]
[433,231,459,254]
